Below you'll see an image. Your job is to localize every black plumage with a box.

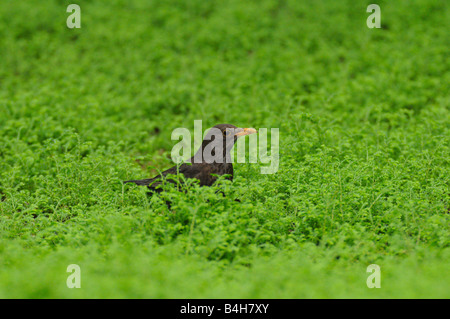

[124,124,257,194]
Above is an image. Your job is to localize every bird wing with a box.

[124,162,232,192]
[124,163,202,192]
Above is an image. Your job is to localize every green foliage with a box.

[0,0,448,298]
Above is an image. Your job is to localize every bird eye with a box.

[224,130,231,136]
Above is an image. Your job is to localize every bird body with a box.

[124,124,256,193]
[124,161,233,193]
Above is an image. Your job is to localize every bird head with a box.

[195,124,257,163]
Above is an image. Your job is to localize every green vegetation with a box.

[0,0,448,298]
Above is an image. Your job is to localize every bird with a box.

[124,124,257,194]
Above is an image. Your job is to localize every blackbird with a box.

[124,124,257,194]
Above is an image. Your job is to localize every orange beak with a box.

[234,127,257,137]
